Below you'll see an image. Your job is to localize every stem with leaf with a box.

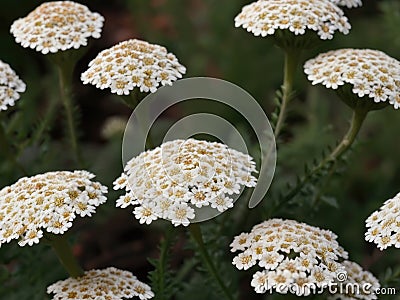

[189,224,234,300]
[275,106,368,212]
[56,63,83,167]
[150,226,174,300]
[273,48,301,139]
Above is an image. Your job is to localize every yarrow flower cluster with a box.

[0,60,26,111]
[0,170,107,247]
[10,1,104,54]
[328,260,380,300]
[234,0,351,40]
[47,267,154,300]
[81,39,186,95]
[330,0,362,8]
[114,139,257,226]
[365,192,400,250]
[230,218,348,296]
[304,49,400,108]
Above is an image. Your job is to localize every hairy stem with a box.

[154,228,173,300]
[189,224,234,300]
[32,93,59,145]
[274,48,300,139]
[46,233,84,278]
[57,63,83,167]
[276,107,368,211]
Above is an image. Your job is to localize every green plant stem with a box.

[156,228,173,300]
[274,48,300,139]
[0,119,27,175]
[46,233,84,278]
[31,93,59,145]
[312,108,369,206]
[275,107,368,211]
[57,64,83,167]
[121,91,154,149]
[189,224,234,300]
[329,108,367,158]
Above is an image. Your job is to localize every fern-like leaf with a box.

[148,228,178,300]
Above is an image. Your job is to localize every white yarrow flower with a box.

[10,1,104,54]
[365,192,400,250]
[304,49,400,109]
[328,260,380,300]
[231,218,349,295]
[235,0,351,40]
[81,39,186,95]
[114,139,258,226]
[47,267,154,300]
[0,60,26,111]
[0,170,108,246]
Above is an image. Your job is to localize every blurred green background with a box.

[0,0,399,299]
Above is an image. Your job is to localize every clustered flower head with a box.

[330,0,362,8]
[328,260,380,300]
[234,0,351,40]
[0,170,107,247]
[0,60,26,111]
[47,267,154,300]
[10,1,104,54]
[304,49,400,109]
[114,139,257,226]
[230,218,348,296]
[365,192,400,250]
[81,39,186,95]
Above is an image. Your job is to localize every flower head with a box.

[0,60,26,111]
[331,0,362,8]
[304,49,400,109]
[81,39,186,95]
[114,139,257,226]
[10,1,104,54]
[230,218,348,295]
[234,0,351,41]
[0,171,107,247]
[328,260,380,300]
[365,192,400,250]
[47,267,154,300]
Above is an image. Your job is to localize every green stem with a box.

[0,119,27,175]
[155,228,173,300]
[121,91,154,149]
[329,108,367,159]
[189,224,234,300]
[46,233,84,278]
[275,108,368,212]
[31,93,59,145]
[274,48,300,139]
[56,63,83,167]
